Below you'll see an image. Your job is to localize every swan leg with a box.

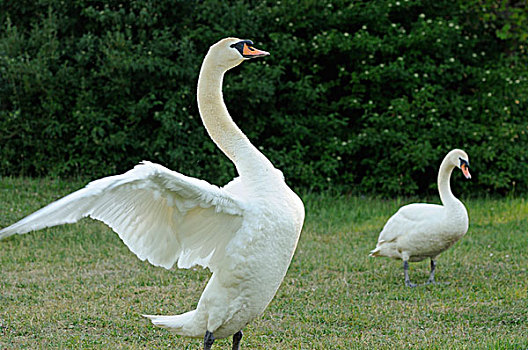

[426,259,437,284]
[232,330,243,350]
[403,260,416,287]
[204,331,215,350]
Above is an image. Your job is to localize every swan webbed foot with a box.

[403,260,416,287]
[204,330,215,350]
[232,330,243,350]
[405,280,417,288]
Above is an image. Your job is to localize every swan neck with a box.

[197,56,247,165]
[196,53,274,177]
[437,157,458,206]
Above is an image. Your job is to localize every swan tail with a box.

[143,310,202,338]
[369,246,381,257]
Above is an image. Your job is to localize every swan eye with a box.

[230,40,254,51]
[229,40,269,59]
[459,157,469,168]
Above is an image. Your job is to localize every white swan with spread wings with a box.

[0,38,305,350]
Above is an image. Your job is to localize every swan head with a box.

[207,37,270,70]
[448,149,471,179]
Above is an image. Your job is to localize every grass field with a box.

[1,177,527,349]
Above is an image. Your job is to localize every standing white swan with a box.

[369,149,471,287]
[0,38,305,349]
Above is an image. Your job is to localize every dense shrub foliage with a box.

[1,0,527,195]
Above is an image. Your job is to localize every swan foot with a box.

[403,260,416,287]
[204,331,215,350]
[405,280,417,288]
[232,330,243,350]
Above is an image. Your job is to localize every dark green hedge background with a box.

[1,0,527,196]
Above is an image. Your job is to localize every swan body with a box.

[370,149,471,286]
[0,38,305,348]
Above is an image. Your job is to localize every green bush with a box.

[1,0,527,196]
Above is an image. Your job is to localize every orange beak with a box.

[242,43,270,58]
[461,164,471,179]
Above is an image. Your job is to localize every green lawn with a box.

[1,177,527,349]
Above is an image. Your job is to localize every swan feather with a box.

[0,161,244,270]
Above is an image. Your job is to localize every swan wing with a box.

[377,203,443,244]
[0,161,244,270]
